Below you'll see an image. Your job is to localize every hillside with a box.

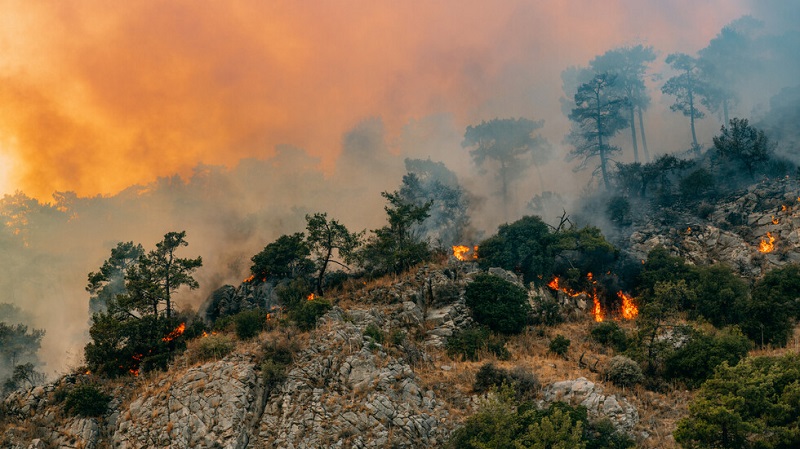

[3,176,800,449]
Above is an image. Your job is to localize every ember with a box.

[772,216,780,225]
[243,275,255,283]
[758,232,775,253]
[307,293,316,301]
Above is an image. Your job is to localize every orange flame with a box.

[686,227,691,234]
[772,216,780,225]
[618,291,638,319]
[243,275,255,283]
[307,293,315,301]
[591,290,603,322]
[782,205,788,212]
[758,232,775,253]
[452,245,477,261]
[162,323,186,342]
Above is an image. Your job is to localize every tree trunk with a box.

[628,105,639,163]
[688,77,699,151]
[596,90,610,190]
[637,106,650,162]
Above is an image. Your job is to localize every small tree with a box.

[358,191,432,275]
[605,356,643,388]
[713,118,772,178]
[462,118,551,219]
[86,241,143,313]
[567,73,629,190]
[305,213,362,295]
[251,233,314,282]
[478,215,555,285]
[662,53,708,150]
[465,273,531,335]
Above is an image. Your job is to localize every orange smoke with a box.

[0,1,748,199]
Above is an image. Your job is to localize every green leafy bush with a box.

[606,196,632,227]
[261,339,297,394]
[477,215,555,284]
[532,296,564,326]
[63,384,111,417]
[446,327,509,361]
[590,322,628,352]
[473,362,539,401]
[465,273,531,335]
[605,356,643,388]
[447,390,633,449]
[664,327,751,388]
[549,334,571,357]
[743,263,800,347]
[234,309,265,340]
[675,353,800,449]
[291,297,332,331]
[363,323,384,344]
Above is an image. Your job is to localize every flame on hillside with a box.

[452,245,478,261]
[772,216,780,225]
[758,232,775,253]
[162,323,186,342]
[547,274,638,322]
[307,293,316,301]
[243,275,255,283]
[618,292,638,319]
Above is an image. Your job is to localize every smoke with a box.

[3,1,800,376]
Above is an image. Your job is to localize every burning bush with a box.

[465,273,531,335]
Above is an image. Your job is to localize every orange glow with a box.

[686,227,691,234]
[307,293,316,301]
[618,291,638,320]
[452,245,470,261]
[772,216,779,225]
[243,275,255,283]
[162,322,186,342]
[758,232,775,253]
[782,205,788,212]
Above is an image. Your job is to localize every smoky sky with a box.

[0,0,755,198]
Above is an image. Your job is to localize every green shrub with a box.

[606,196,632,227]
[743,263,800,347]
[533,296,564,326]
[473,362,539,401]
[446,327,509,361]
[363,323,384,344]
[261,339,297,394]
[465,273,531,335]
[590,322,628,352]
[291,298,332,331]
[691,264,748,328]
[63,384,111,417]
[234,309,265,340]
[188,333,235,363]
[675,353,800,449]
[664,327,751,388]
[605,356,643,388]
[549,334,570,357]
[477,215,555,284]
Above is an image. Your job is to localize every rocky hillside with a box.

[4,177,800,449]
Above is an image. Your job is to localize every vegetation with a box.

[549,334,571,357]
[465,274,531,335]
[290,297,332,331]
[187,333,235,363]
[473,362,539,401]
[448,388,634,449]
[446,327,509,362]
[675,353,800,449]
[234,309,265,340]
[62,383,112,418]
[605,356,643,388]
[477,215,554,284]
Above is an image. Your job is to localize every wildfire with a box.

[243,275,255,283]
[130,353,143,377]
[618,291,638,319]
[686,227,691,234]
[782,205,788,212]
[307,293,316,301]
[162,323,186,342]
[772,216,780,225]
[547,274,637,322]
[452,245,478,261]
[758,232,775,253]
